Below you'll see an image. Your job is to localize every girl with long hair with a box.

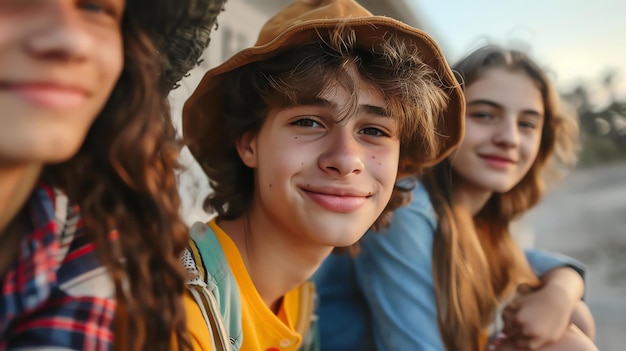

[0,0,224,350]
[314,45,596,351]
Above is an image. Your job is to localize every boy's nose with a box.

[319,130,364,177]
[24,3,94,62]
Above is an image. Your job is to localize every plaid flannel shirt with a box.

[1,183,116,350]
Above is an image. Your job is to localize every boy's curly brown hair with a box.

[200,28,451,230]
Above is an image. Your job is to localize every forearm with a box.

[500,325,597,351]
[540,267,585,305]
[570,300,596,340]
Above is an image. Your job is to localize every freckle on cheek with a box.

[378,162,382,166]
[294,136,298,139]
[269,183,272,188]
[371,155,376,159]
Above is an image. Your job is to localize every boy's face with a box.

[0,0,124,165]
[237,71,400,248]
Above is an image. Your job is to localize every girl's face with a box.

[451,68,545,195]
[0,0,124,165]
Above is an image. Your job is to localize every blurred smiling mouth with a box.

[1,82,90,109]
[300,186,371,213]
[478,154,517,169]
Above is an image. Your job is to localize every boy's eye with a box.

[291,118,322,128]
[360,127,388,137]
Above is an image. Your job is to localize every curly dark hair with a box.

[44,10,192,351]
[200,28,450,230]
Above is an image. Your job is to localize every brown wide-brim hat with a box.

[127,0,227,92]
[183,0,465,174]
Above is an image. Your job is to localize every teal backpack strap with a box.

[185,221,243,350]
[296,281,320,351]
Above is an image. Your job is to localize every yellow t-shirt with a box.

[185,219,304,351]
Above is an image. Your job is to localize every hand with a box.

[502,283,575,350]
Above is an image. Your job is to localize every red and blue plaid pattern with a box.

[1,183,115,350]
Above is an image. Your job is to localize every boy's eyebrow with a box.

[360,104,389,117]
[467,99,543,118]
[306,97,334,108]
[305,98,389,117]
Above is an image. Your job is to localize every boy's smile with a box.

[298,184,371,213]
[236,69,400,248]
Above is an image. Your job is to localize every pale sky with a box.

[411,0,626,105]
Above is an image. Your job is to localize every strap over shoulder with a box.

[182,221,321,351]
[182,222,243,350]
[295,281,320,351]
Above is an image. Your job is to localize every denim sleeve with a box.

[525,249,586,280]
[313,253,376,351]
[353,192,445,351]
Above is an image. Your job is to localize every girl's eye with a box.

[519,120,538,129]
[80,2,105,12]
[360,127,388,137]
[78,0,122,20]
[469,112,494,120]
[291,118,322,128]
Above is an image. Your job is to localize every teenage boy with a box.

[179,0,465,350]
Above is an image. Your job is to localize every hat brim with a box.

[183,17,465,174]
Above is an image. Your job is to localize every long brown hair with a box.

[44,10,191,351]
[428,45,579,351]
[201,28,449,228]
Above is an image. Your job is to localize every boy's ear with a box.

[235,132,258,168]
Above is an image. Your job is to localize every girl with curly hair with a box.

[0,0,224,350]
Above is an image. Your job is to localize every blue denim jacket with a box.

[313,181,585,351]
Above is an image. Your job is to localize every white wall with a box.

[168,0,269,224]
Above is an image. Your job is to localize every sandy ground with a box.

[523,162,626,350]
